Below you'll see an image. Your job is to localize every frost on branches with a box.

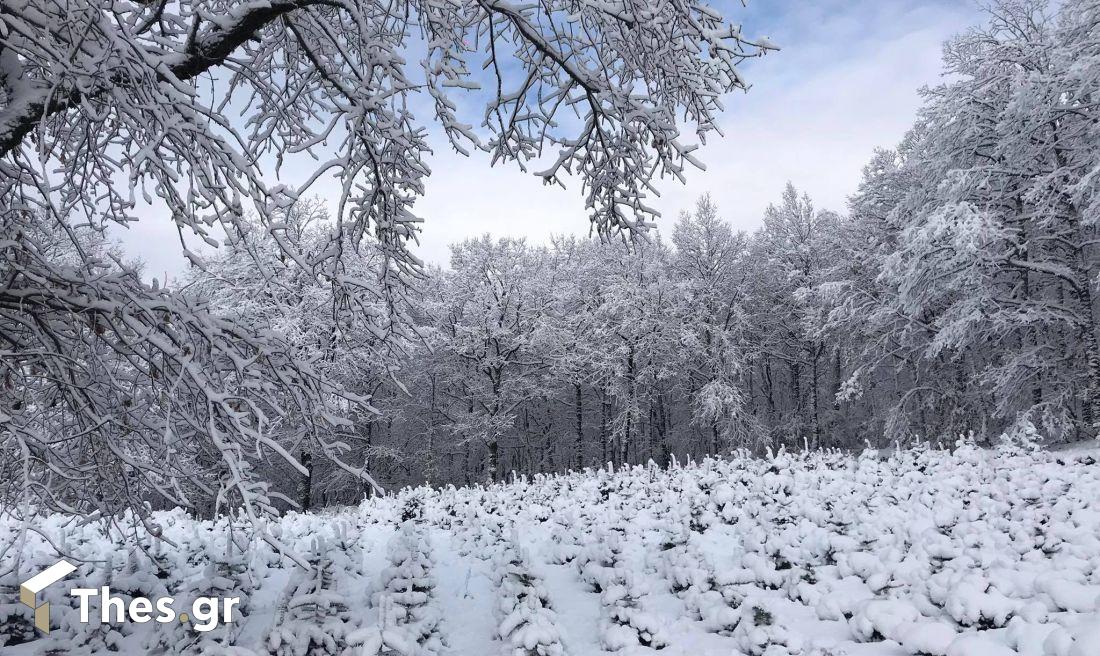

[0,0,774,521]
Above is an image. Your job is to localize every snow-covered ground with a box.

[3,441,1099,655]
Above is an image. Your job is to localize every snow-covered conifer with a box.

[599,571,668,651]
[372,523,446,655]
[264,537,356,656]
[493,541,567,656]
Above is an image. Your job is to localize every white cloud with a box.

[112,0,979,276]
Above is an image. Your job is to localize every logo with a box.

[20,560,239,633]
[20,560,78,632]
[69,588,240,632]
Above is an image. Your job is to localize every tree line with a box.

[186,0,1100,505]
[3,0,1097,517]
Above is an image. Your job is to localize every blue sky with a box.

[121,0,982,279]
[407,0,980,263]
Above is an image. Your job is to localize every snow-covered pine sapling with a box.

[546,529,582,565]
[693,587,743,637]
[732,599,803,656]
[0,571,36,647]
[332,521,365,579]
[599,570,669,651]
[113,548,171,636]
[848,598,922,643]
[149,535,253,655]
[41,552,125,654]
[687,491,716,533]
[494,541,567,656]
[400,496,424,524]
[264,536,356,656]
[343,595,419,656]
[546,508,583,564]
[656,523,714,596]
[938,578,1020,630]
[575,531,619,594]
[653,529,740,635]
[453,506,482,558]
[374,522,446,655]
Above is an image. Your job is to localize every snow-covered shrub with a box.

[40,554,125,654]
[546,509,584,565]
[575,532,619,594]
[1038,612,1100,656]
[0,571,36,647]
[896,621,957,656]
[343,596,420,656]
[1034,578,1100,614]
[114,547,171,611]
[688,588,742,635]
[654,524,714,596]
[149,540,253,655]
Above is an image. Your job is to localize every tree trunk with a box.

[600,387,611,464]
[298,450,313,511]
[1074,279,1100,433]
[363,422,374,499]
[487,438,499,482]
[790,360,802,445]
[810,342,821,449]
[574,383,585,469]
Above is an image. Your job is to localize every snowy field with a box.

[3,442,1099,656]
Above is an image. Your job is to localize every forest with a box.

[186,0,1100,503]
[3,1,1100,655]
[2,0,1099,518]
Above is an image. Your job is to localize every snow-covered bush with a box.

[575,532,620,594]
[848,599,922,642]
[149,542,253,655]
[344,596,419,656]
[0,572,37,647]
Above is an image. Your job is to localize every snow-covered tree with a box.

[881,0,1100,439]
[745,183,840,447]
[599,570,669,651]
[493,540,567,656]
[187,199,402,510]
[1,0,775,519]
[425,237,555,482]
[372,522,446,654]
[670,196,753,454]
[822,0,1100,443]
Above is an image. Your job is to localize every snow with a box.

[2,446,1099,655]
[898,621,957,656]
